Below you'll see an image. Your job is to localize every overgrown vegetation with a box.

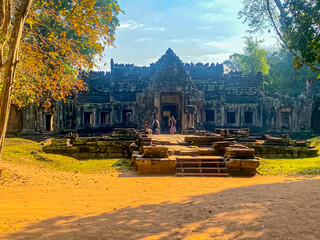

[1,138,132,173]
[258,136,320,175]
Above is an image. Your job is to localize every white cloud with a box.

[203,53,231,63]
[206,41,230,48]
[135,37,151,42]
[119,20,144,30]
[144,27,166,31]
[199,1,216,8]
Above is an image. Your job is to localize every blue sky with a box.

[100,0,277,70]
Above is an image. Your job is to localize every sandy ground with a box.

[1,160,320,240]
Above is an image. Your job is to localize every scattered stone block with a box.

[51,139,69,146]
[110,128,138,140]
[225,158,260,176]
[225,147,255,159]
[135,156,176,174]
[129,143,140,153]
[307,149,318,157]
[143,146,169,158]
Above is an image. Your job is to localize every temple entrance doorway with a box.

[160,92,182,133]
[162,104,177,132]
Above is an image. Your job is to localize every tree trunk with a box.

[273,0,286,29]
[0,0,33,158]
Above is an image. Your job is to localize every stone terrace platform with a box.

[131,134,259,177]
[43,128,318,177]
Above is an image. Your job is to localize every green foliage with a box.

[284,0,320,67]
[264,47,318,96]
[239,0,320,74]
[258,136,320,175]
[235,37,269,75]
[258,158,320,175]
[223,55,241,72]
[2,138,132,173]
[238,0,277,34]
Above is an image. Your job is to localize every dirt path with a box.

[0,160,320,240]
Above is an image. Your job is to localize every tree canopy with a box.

[2,0,122,108]
[265,47,318,96]
[239,0,320,73]
[0,0,122,156]
[233,37,269,75]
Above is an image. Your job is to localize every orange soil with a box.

[0,161,320,240]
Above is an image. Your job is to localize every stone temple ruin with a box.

[6,48,320,176]
[43,128,318,176]
[6,48,320,136]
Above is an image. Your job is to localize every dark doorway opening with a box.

[244,112,253,124]
[227,112,236,124]
[162,104,178,132]
[45,114,53,131]
[100,112,110,125]
[84,112,93,125]
[206,110,215,122]
[312,102,320,133]
[123,109,132,122]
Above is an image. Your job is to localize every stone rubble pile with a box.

[224,146,260,176]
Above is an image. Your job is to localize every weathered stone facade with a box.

[7,48,317,135]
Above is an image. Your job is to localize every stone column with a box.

[185,105,196,130]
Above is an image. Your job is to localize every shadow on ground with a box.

[2,178,320,240]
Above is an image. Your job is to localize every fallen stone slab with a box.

[135,156,176,174]
[225,158,260,176]
[225,147,255,159]
[51,139,69,146]
[143,146,169,158]
[213,141,237,153]
[129,143,140,153]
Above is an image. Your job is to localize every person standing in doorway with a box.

[170,116,177,135]
[144,121,149,129]
[152,117,160,134]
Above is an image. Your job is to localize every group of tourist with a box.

[145,116,177,134]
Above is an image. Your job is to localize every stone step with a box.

[176,167,227,170]
[176,156,224,161]
[176,173,229,177]
[176,161,225,164]
[198,149,221,156]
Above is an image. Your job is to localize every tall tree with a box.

[235,37,269,75]
[0,0,34,157]
[223,54,241,72]
[239,0,320,73]
[265,47,318,96]
[0,0,121,157]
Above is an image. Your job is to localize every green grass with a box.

[258,157,320,175]
[257,136,320,175]
[2,137,320,176]
[1,138,132,173]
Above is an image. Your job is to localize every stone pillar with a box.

[185,105,196,130]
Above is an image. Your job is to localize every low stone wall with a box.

[184,135,226,146]
[43,128,138,159]
[43,137,134,159]
[244,135,318,158]
[132,146,176,174]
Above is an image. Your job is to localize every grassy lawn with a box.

[258,136,320,175]
[1,137,320,176]
[1,138,132,173]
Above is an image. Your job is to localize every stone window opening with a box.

[44,114,53,131]
[227,112,236,124]
[123,109,132,122]
[205,110,215,122]
[84,112,93,125]
[244,112,253,124]
[100,112,110,125]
